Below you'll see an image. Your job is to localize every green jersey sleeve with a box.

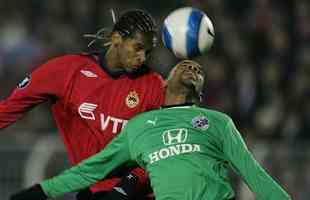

[222,118,291,200]
[40,130,131,198]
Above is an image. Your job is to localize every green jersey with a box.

[41,105,291,200]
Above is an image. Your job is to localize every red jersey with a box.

[0,54,165,192]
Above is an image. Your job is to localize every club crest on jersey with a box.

[17,76,31,89]
[125,91,139,108]
[192,116,209,130]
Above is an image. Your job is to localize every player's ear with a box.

[111,32,123,46]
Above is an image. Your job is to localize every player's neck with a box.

[164,88,188,106]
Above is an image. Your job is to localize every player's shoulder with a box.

[133,109,157,121]
[126,109,158,126]
[143,70,163,81]
[48,54,91,64]
[148,70,163,79]
[137,69,165,87]
[40,54,93,72]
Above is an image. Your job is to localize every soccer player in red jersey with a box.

[0,9,165,200]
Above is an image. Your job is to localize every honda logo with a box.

[162,128,188,145]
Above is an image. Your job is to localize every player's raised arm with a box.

[0,56,73,129]
[10,129,131,200]
[222,118,291,200]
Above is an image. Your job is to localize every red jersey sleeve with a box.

[0,55,76,129]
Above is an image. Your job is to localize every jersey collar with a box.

[98,53,128,79]
[161,103,195,109]
[83,52,151,79]
[98,52,151,79]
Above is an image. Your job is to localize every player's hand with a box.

[99,173,139,200]
[9,184,47,200]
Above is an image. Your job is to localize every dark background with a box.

[0,0,309,199]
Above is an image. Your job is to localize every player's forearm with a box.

[251,168,291,199]
[223,119,291,199]
[0,91,47,129]
[40,168,99,198]
[40,152,114,198]
[249,163,291,199]
[41,137,131,198]
[233,150,291,200]
[0,100,27,129]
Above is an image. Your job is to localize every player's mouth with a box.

[131,64,140,68]
[130,62,142,69]
[132,59,145,68]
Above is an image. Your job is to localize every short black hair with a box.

[113,9,157,37]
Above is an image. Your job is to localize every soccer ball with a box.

[162,7,215,59]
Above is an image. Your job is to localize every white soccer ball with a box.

[162,7,215,59]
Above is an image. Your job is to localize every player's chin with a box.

[125,64,141,72]
[130,62,143,69]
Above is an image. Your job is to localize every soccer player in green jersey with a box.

[10,60,291,200]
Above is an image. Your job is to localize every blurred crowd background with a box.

[0,0,309,199]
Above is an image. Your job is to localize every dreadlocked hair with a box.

[113,9,157,37]
[84,9,157,50]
